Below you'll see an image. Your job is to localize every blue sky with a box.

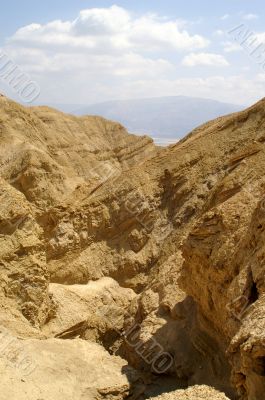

[0,1,265,106]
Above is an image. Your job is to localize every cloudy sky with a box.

[0,0,265,106]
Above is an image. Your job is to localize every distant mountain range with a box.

[48,96,242,145]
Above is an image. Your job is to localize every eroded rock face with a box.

[0,177,52,329]
[43,278,137,349]
[0,329,141,400]
[1,95,265,399]
[180,104,265,399]
[0,95,156,323]
[148,385,230,400]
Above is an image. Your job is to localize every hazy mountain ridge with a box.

[72,96,241,144]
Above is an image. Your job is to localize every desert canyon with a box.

[0,94,265,400]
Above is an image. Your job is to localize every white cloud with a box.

[0,5,212,105]
[242,13,258,21]
[227,25,265,49]
[221,14,230,21]
[182,52,229,67]
[8,5,209,53]
[2,72,263,107]
[4,45,173,78]
[213,30,225,37]
[255,32,265,44]
[223,41,243,53]
[0,5,263,108]
[72,6,131,35]
[110,75,263,106]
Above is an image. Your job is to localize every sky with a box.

[0,0,265,106]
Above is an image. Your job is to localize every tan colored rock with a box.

[43,277,137,348]
[148,385,230,399]
[0,178,52,329]
[0,329,140,400]
[2,95,265,399]
[0,95,155,325]
[0,96,156,209]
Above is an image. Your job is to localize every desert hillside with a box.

[0,94,265,400]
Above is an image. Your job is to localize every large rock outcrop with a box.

[0,329,141,400]
[1,95,265,399]
[148,385,230,400]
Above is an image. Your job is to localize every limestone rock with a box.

[2,96,265,399]
[43,277,137,349]
[148,385,230,399]
[0,329,140,400]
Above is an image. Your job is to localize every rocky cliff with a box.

[0,94,265,400]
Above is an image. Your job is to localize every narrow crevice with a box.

[249,279,259,305]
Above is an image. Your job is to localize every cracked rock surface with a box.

[1,95,265,399]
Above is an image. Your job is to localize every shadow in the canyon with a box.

[118,296,238,400]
